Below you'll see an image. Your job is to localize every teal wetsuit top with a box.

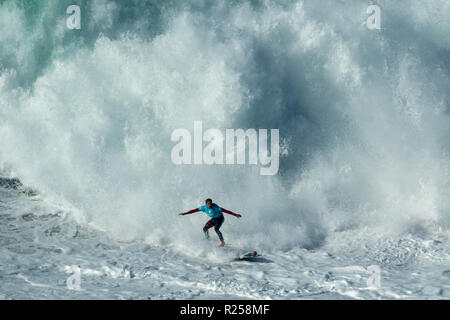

[198,203,223,218]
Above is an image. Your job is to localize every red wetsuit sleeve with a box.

[182,208,200,215]
[222,208,241,217]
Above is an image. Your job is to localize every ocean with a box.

[0,0,450,299]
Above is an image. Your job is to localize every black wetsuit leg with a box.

[203,216,225,241]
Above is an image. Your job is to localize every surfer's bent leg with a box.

[203,217,224,242]
[203,220,214,239]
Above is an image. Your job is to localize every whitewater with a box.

[1,0,450,299]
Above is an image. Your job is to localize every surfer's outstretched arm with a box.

[222,208,242,218]
[179,208,199,216]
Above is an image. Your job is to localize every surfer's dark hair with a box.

[205,198,212,204]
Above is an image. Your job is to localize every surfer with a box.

[178,198,242,247]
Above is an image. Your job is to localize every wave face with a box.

[1,0,450,250]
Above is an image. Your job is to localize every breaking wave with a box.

[1,0,450,251]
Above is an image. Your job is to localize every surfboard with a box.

[238,250,258,259]
[220,245,259,260]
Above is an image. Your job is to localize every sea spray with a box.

[0,0,449,251]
